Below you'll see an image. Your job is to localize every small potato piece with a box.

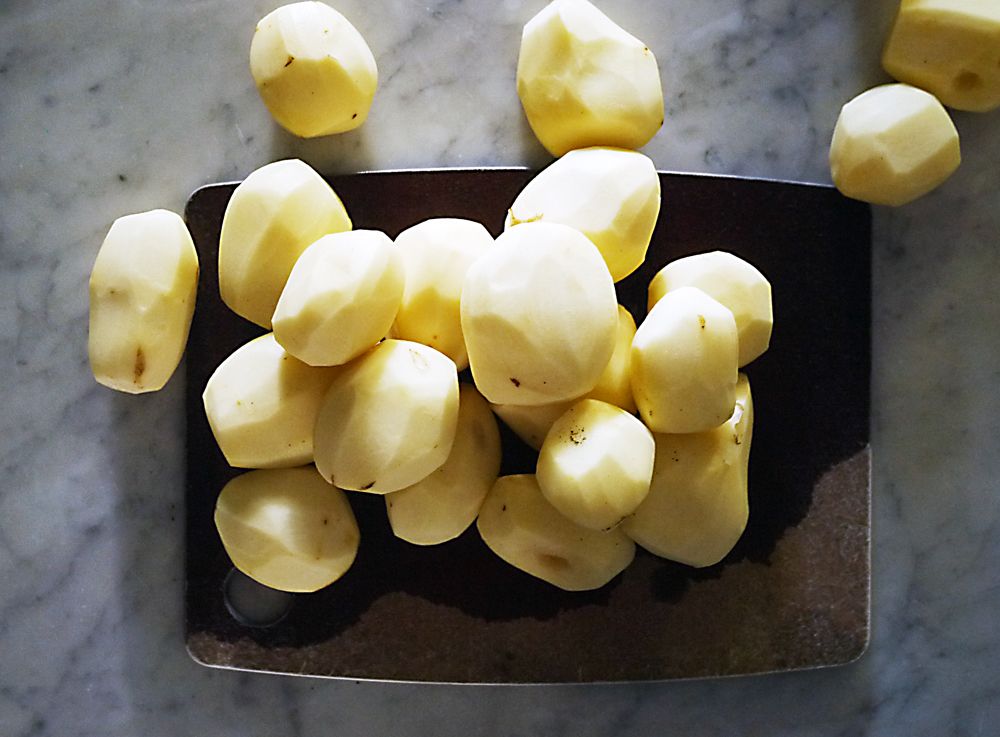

[623,375,753,568]
[648,252,772,367]
[214,467,360,593]
[88,209,198,393]
[313,339,459,493]
[386,385,501,545]
[219,159,352,328]
[203,333,339,468]
[477,474,635,591]
[883,0,1000,112]
[537,399,654,531]
[517,0,664,156]
[631,286,738,434]
[505,148,660,281]
[461,221,617,406]
[829,84,960,206]
[251,1,378,137]
[272,230,403,366]
[392,218,494,371]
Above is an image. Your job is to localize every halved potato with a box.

[215,466,360,592]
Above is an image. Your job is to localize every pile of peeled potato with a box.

[92,0,1000,594]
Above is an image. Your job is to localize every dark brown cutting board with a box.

[184,169,871,683]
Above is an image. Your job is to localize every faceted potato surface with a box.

[829,83,960,206]
[386,385,501,545]
[505,148,660,281]
[623,374,753,568]
[219,159,352,327]
[202,333,340,468]
[477,474,635,591]
[491,399,575,451]
[214,466,360,592]
[313,339,459,493]
[883,0,1000,112]
[461,221,617,406]
[251,1,378,137]
[516,0,664,155]
[392,218,493,371]
[631,286,738,433]
[648,251,772,367]
[272,230,403,366]
[536,399,654,531]
[88,209,198,394]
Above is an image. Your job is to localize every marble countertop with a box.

[2,0,998,735]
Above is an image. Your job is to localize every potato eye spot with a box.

[133,347,146,382]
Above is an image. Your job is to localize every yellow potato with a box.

[218,159,351,327]
[461,221,617,406]
[536,399,654,531]
[505,148,660,281]
[516,0,663,155]
[477,474,635,591]
[251,1,378,136]
[88,209,198,394]
[883,0,1000,112]
[313,339,460,493]
[648,252,772,367]
[829,84,960,206]
[271,230,403,366]
[202,333,339,468]
[392,218,494,371]
[622,374,753,568]
[631,286,738,433]
[386,385,501,545]
[490,399,574,451]
[214,467,360,593]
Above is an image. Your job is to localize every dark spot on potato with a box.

[360,481,375,490]
[698,314,706,329]
[133,347,146,382]
[352,112,358,119]
[501,504,506,512]
[510,377,521,387]
[285,55,295,67]
[322,518,328,525]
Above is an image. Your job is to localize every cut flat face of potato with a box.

[648,251,772,367]
[219,159,352,327]
[461,221,618,406]
[631,286,738,434]
[516,0,664,155]
[386,385,502,545]
[829,83,961,207]
[883,0,1000,112]
[313,339,460,493]
[251,1,378,137]
[505,148,661,282]
[202,333,340,468]
[476,474,635,591]
[214,466,360,593]
[392,218,494,371]
[271,230,403,367]
[622,374,753,568]
[88,209,198,394]
[536,399,654,531]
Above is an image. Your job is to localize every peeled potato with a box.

[631,286,738,434]
[386,385,501,545]
[461,221,617,406]
[219,159,352,327]
[313,339,459,493]
[214,466,360,593]
[88,209,198,394]
[648,252,772,367]
[251,1,378,137]
[623,374,753,568]
[829,83,961,206]
[477,474,635,591]
[271,230,403,366]
[202,333,339,468]
[505,148,660,281]
[490,399,574,451]
[392,218,494,371]
[516,0,664,155]
[536,399,654,531]
[883,0,1000,112]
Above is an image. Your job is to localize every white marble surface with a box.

[2,0,999,734]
